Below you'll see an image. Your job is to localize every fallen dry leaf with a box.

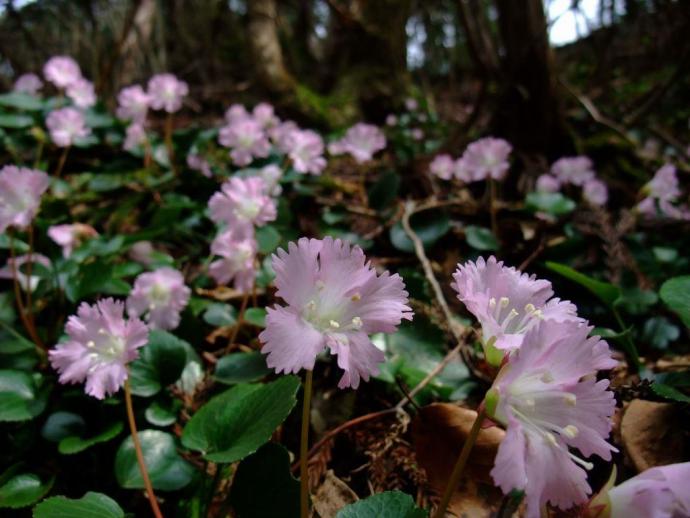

[312,470,358,518]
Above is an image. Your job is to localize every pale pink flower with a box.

[583,178,608,206]
[123,123,147,152]
[254,164,283,197]
[225,104,250,124]
[127,268,190,330]
[218,118,271,167]
[43,56,81,89]
[453,157,473,182]
[186,153,212,178]
[116,85,150,122]
[66,78,96,109]
[551,156,595,186]
[270,120,300,153]
[208,177,277,233]
[49,299,149,399]
[536,174,561,193]
[128,241,156,266]
[643,163,680,202]
[487,320,617,516]
[404,98,418,111]
[0,166,50,233]
[147,73,188,113]
[46,107,90,147]
[0,254,51,292]
[329,123,386,163]
[260,237,413,389]
[48,223,98,258]
[287,129,326,175]
[460,137,512,181]
[452,256,581,356]
[410,128,424,141]
[385,114,398,126]
[253,102,279,129]
[429,154,455,180]
[209,229,257,292]
[13,73,43,95]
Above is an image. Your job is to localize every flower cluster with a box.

[428,137,512,183]
[46,107,91,147]
[0,165,51,233]
[43,55,96,109]
[536,156,609,206]
[328,123,387,163]
[13,73,43,95]
[637,163,689,220]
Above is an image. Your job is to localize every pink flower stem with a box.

[433,408,486,518]
[53,145,70,178]
[164,114,176,175]
[124,379,164,518]
[226,291,250,354]
[299,369,313,518]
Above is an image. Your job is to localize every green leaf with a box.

[33,491,124,518]
[642,317,680,350]
[41,412,86,442]
[368,170,400,211]
[256,225,282,254]
[615,287,658,315]
[0,370,49,422]
[229,443,300,518]
[464,225,499,251]
[0,470,53,509]
[115,430,195,491]
[660,276,690,328]
[545,262,621,306]
[58,421,124,455]
[244,308,267,328]
[335,491,427,518]
[0,114,34,128]
[390,210,450,252]
[128,331,188,397]
[0,92,43,111]
[651,383,690,403]
[182,376,300,463]
[203,303,237,327]
[214,351,270,385]
[525,191,576,216]
[145,399,180,427]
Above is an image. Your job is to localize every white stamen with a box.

[564,393,577,406]
[351,293,361,302]
[329,320,340,329]
[306,300,316,311]
[541,371,554,383]
[545,432,558,446]
[489,297,497,309]
[499,297,510,308]
[86,340,96,348]
[524,303,536,313]
[351,316,363,329]
[563,425,579,438]
[98,328,107,335]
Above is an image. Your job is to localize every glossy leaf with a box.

[33,492,124,518]
[128,331,188,397]
[335,491,427,518]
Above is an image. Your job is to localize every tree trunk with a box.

[457,0,500,79]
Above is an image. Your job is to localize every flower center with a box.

[488,297,543,335]
[87,328,127,365]
[148,282,171,310]
[235,198,261,221]
[300,284,363,336]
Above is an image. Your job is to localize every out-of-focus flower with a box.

[123,123,147,152]
[551,156,595,186]
[218,118,271,167]
[328,123,386,163]
[126,267,191,330]
[460,137,512,182]
[385,114,398,126]
[287,129,327,175]
[49,299,149,399]
[429,154,455,180]
[269,120,298,153]
[536,174,561,193]
[253,102,279,129]
[129,241,156,266]
[46,107,90,147]
[452,256,581,359]
[260,237,413,389]
[410,128,424,141]
[254,164,283,197]
[636,164,686,219]
[147,73,188,113]
[208,177,277,234]
[487,320,617,517]
[116,85,150,122]
[405,97,418,111]
[186,153,212,178]
[48,223,98,258]
[583,178,608,206]
[209,229,257,292]
[13,73,43,95]
[175,361,204,396]
[0,254,51,292]
[225,104,250,124]
[66,78,96,109]
[0,166,50,233]
[43,56,82,89]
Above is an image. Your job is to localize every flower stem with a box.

[489,178,498,237]
[433,408,486,518]
[164,114,176,175]
[53,145,70,178]
[300,369,313,518]
[124,379,164,518]
[226,291,250,354]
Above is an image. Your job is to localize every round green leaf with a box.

[182,376,300,463]
[0,370,49,422]
[0,92,44,111]
[214,351,270,385]
[41,412,86,442]
[128,331,188,397]
[389,210,450,252]
[525,191,576,216]
[0,114,34,128]
[203,303,237,327]
[464,225,499,251]
[243,308,267,328]
[145,399,180,427]
[33,491,124,518]
[115,430,195,491]
[58,421,124,455]
[255,225,282,254]
[660,276,690,328]
[0,472,53,509]
[336,491,427,518]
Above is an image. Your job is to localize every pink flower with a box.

[260,237,413,389]
[583,178,608,206]
[254,164,283,197]
[43,56,82,89]
[270,120,299,153]
[429,154,455,180]
[187,153,212,178]
[410,128,424,141]
[66,78,96,109]
[209,229,257,292]
[225,104,250,124]
[452,256,581,357]
[13,73,43,95]
[551,156,595,186]
[0,254,51,292]
[116,85,150,122]
[208,177,277,233]
[404,98,418,111]
[128,241,156,266]
[0,166,50,233]
[46,107,90,147]
[536,174,561,193]
[596,462,690,518]
[253,102,279,129]
[127,268,191,330]
[218,118,271,167]
[48,223,98,258]
[123,123,147,152]
[486,320,617,516]
[460,137,512,181]
[385,114,398,126]
[329,123,386,163]
[287,129,326,175]
[147,73,188,113]
[49,298,149,399]
[643,163,680,202]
